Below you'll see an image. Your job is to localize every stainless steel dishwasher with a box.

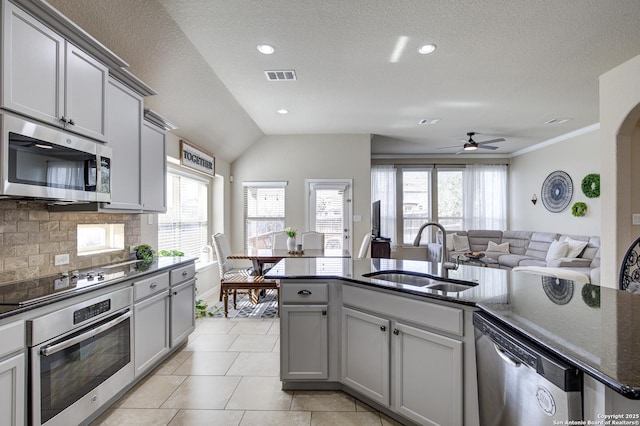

[473,311,583,424]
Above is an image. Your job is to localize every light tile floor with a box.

[91,317,402,426]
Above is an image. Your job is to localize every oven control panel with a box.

[73,299,111,324]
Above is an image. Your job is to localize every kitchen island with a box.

[266,257,640,424]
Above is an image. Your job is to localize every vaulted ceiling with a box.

[50,0,640,161]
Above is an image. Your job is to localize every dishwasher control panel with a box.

[477,320,538,369]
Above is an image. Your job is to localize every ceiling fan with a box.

[439,132,506,154]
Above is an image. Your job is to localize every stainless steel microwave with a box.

[1,114,111,203]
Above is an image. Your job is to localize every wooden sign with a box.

[180,140,215,177]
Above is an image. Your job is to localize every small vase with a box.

[287,236,296,251]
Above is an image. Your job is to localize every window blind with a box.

[244,184,286,250]
[158,170,209,258]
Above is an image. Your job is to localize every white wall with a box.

[230,134,371,253]
[600,54,640,286]
[509,129,601,236]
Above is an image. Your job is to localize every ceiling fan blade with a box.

[476,138,505,145]
[437,145,462,150]
[478,145,499,150]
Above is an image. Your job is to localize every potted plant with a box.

[133,244,155,263]
[285,226,297,251]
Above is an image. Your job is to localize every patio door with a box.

[307,179,352,254]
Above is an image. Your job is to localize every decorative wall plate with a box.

[541,276,574,305]
[541,171,573,213]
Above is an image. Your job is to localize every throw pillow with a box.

[546,240,569,261]
[564,238,589,258]
[445,233,455,251]
[452,234,470,252]
[487,240,510,253]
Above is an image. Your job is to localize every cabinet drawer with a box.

[281,283,328,304]
[170,263,196,285]
[343,285,463,336]
[0,320,24,357]
[133,272,169,301]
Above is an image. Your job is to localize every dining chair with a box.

[272,231,289,250]
[301,231,324,250]
[212,233,279,317]
[357,233,372,259]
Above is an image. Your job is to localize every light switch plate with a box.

[633,214,640,225]
[353,215,362,222]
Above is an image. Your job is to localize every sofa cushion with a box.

[546,240,569,261]
[466,230,503,252]
[487,240,509,253]
[498,254,538,268]
[525,232,560,259]
[501,231,533,255]
[518,258,547,267]
[547,257,592,268]
[564,238,589,258]
[452,234,470,251]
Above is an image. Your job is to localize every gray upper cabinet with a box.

[104,78,143,211]
[2,1,107,141]
[141,110,174,213]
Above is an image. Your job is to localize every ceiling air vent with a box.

[265,70,297,81]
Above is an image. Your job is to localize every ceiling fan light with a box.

[463,144,478,151]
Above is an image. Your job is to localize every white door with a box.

[307,179,352,254]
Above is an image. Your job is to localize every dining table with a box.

[228,248,351,275]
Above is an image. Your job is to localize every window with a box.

[402,169,431,244]
[158,169,209,259]
[437,169,464,231]
[243,182,286,250]
[77,224,125,255]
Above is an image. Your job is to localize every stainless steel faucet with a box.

[412,222,452,278]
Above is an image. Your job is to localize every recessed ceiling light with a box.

[417,44,437,55]
[257,44,275,55]
[277,109,289,115]
[419,118,440,125]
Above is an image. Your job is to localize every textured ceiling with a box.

[49,0,640,160]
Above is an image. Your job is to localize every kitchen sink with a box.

[101,259,144,269]
[363,271,478,292]
[424,282,477,293]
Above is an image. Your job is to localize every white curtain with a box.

[46,160,84,189]
[371,165,397,247]
[463,164,507,230]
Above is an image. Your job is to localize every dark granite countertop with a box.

[0,257,196,321]
[266,257,640,399]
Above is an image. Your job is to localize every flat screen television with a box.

[372,200,381,239]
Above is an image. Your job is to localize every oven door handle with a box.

[40,310,131,357]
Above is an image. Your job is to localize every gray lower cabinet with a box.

[281,305,328,380]
[280,281,332,381]
[0,320,25,426]
[342,284,465,426]
[169,263,197,348]
[133,289,170,377]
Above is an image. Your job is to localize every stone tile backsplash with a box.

[0,202,141,284]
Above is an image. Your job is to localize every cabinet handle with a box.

[322,310,327,316]
[172,291,178,296]
[69,119,75,126]
[393,329,400,335]
[182,271,188,276]
[149,282,157,288]
[298,290,312,296]
[380,325,386,332]
[60,116,69,123]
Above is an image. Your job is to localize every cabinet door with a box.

[280,305,328,380]
[65,43,107,141]
[341,307,390,406]
[134,290,170,377]
[104,78,142,210]
[140,121,167,212]
[170,279,196,347]
[0,353,25,426]
[393,322,463,426]
[2,1,64,126]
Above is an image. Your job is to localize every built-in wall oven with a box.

[1,113,111,203]
[28,287,133,426]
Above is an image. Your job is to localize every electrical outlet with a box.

[634,214,640,225]
[130,245,136,254]
[54,254,69,266]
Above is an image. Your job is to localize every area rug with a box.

[209,290,279,318]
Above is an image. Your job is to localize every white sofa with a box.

[442,230,600,284]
